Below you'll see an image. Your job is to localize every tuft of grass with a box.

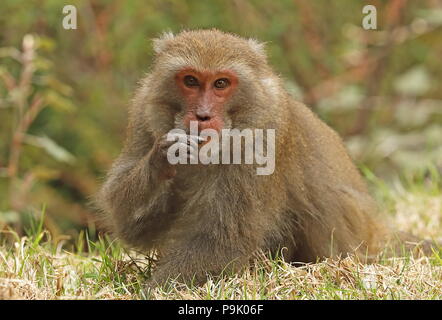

[0,168,441,299]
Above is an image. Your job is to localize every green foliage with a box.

[0,1,441,237]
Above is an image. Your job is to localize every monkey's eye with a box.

[184,75,199,87]
[214,78,230,89]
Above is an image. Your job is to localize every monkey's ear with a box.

[247,38,267,58]
[153,31,175,55]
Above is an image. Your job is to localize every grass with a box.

[0,169,441,300]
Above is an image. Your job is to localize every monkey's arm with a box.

[97,137,174,248]
[97,112,203,248]
[97,95,190,244]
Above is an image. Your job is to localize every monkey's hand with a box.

[149,133,203,179]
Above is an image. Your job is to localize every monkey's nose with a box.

[195,110,212,122]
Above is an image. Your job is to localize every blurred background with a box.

[0,0,441,243]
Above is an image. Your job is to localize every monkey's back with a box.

[278,98,387,262]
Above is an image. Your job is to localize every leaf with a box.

[41,75,73,96]
[0,211,21,223]
[0,47,22,60]
[44,89,76,112]
[35,35,56,52]
[31,166,61,180]
[24,134,76,164]
[34,56,53,72]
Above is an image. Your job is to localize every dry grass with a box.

[0,173,441,300]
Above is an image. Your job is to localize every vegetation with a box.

[1,171,440,299]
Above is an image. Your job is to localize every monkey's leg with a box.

[148,235,255,287]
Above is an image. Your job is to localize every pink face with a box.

[175,68,238,133]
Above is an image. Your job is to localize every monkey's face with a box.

[148,30,279,136]
[174,68,238,134]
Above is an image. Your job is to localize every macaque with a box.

[97,29,432,286]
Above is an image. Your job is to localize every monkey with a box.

[96,29,436,286]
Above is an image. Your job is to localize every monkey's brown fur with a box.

[97,29,428,285]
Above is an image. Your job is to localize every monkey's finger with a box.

[186,135,204,148]
[172,142,197,155]
[164,132,188,143]
[159,133,189,151]
[163,133,205,148]
[187,134,206,145]
[184,142,200,156]
[165,142,198,163]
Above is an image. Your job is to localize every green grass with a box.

[0,169,441,299]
